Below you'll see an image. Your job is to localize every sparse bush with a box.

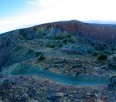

[111,47,116,51]
[28,49,33,53]
[69,35,78,43]
[54,35,62,40]
[36,27,47,38]
[19,29,27,38]
[63,39,67,45]
[53,32,77,43]
[97,54,107,61]
[38,55,45,61]
[93,52,98,56]
[35,52,41,57]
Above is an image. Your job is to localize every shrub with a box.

[111,47,116,51]
[97,54,107,61]
[93,52,98,56]
[35,52,41,57]
[53,32,77,43]
[19,29,27,38]
[38,54,45,61]
[63,39,68,45]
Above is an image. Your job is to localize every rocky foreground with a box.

[0,75,116,102]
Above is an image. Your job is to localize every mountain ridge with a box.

[1,20,116,43]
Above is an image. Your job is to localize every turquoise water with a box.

[18,68,110,86]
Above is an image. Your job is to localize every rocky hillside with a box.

[0,20,116,102]
[35,20,116,42]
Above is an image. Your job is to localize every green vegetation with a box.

[28,49,34,53]
[38,54,45,62]
[46,40,63,48]
[63,39,68,45]
[54,32,77,43]
[111,47,116,51]
[97,54,107,61]
[19,29,27,39]
[35,51,42,57]
[36,27,47,38]
[92,52,98,56]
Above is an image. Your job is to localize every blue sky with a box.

[0,0,116,33]
[0,0,26,18]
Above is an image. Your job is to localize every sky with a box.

[0,0,116,34]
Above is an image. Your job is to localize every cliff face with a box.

[34,20,116,42]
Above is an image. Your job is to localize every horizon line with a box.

[1,19,116,34]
